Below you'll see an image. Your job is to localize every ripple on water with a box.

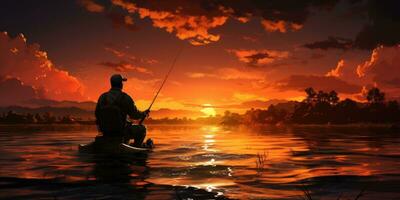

[0,125,400,199]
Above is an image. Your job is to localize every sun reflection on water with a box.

[1,125,400,199]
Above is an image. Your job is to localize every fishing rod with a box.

[139,46,184,125]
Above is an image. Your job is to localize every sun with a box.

[201,104,216,117]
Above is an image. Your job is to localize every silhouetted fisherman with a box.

[95,74,150,147]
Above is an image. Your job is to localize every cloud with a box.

[356,45,400,88]
[104,46,158,64]
[186,67,266,80]
[137,9,227,46]
[261,20,303,33]
[80,0,339,45]
[99,61,152,74]
[104,46,126,58]
[109,0,228,45]
[303,36,353,50]
[0,32,86,101]
[274,75,361,94]
[353,0,400,49]
[326,59,345,77]
[106,12,138,31]
[0,77,40,106]
[78,0,104,13]
[228,49,289,67]
[303,1,400,50]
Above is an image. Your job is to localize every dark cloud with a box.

[0,77,39,106]
[303,36,353,50]
[125,0,338,22]
[304,0,400,50]
[229,49,289,67]
[354,0,400,49]
[245,52,272,66]
[274,75,361,94]
[99,60,152,74]
[106,12,138,31]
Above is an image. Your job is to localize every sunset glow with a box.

[200,104,217,117]
[1,1,400,200]
[1,0,399,119]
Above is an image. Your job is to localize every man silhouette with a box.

[95,74,149,147]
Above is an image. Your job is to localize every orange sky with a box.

[1,0,400,117]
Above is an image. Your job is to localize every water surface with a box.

[0,125,399,199]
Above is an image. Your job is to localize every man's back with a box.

[95,88,145,136]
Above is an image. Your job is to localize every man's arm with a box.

[124,94,148,120]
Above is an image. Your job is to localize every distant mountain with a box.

[0,106,206,120]
[0,106,94,119]
[23,99,96,111]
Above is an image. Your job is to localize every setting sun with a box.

[200,104,216,117]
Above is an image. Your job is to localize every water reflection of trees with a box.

[289,126,397,151]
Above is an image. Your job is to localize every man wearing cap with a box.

[95,74,150,147]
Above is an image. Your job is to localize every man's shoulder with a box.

[98,92,109,100]
[121,92,133,101]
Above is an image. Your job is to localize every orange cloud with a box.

[0,32,86,101]
[109,0,228,45]
[229,49,289,67]
[138,9,227,45]
[354,45,400,98]
[326,59,345,77]
[356,46,381,77]
[261,20,303,33]
[78,0,104,13]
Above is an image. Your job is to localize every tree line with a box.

[0,111,89,124]
[222,87,400,125]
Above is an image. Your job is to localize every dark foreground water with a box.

[0,125,399,199]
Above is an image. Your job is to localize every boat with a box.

[78,136,152,154]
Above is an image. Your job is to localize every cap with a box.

[110,74,127,85]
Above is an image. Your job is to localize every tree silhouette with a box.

[304,87,316,103]
[328,90,339,105]
[366,87,385,104]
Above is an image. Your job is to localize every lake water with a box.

[0,124,399,199]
